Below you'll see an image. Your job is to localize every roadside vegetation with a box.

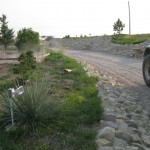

[0,50,103,150]
[0,14,40,52]
[111,34,150,45]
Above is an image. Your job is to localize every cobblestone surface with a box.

[78,60,150,150]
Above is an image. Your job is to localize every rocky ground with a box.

[49,36,150,58]
[79,60,150,150]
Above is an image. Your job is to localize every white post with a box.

[8,86,24,127]
[128,1,131,35]
[8,88,15,126]
[9,97,14,126]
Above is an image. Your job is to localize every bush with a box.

[15,28,40,51]
[0,81,67,133]
[13,50,36,79]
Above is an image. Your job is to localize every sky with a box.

[0,0,150,38]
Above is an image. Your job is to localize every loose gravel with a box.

[81,60,150,150]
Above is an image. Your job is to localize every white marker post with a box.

[8,86,24,126]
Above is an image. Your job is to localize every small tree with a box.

[113,19,125,34]
[15,28,40,50]
[0,14,14,50]
[13,50,36,79]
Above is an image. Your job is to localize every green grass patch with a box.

[111,34,150,44]
[0,51,103,149]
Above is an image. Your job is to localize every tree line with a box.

[0,14,40,51]
[0,14,125,50]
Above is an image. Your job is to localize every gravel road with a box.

[65,49,150,113]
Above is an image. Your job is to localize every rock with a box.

[120,93,127,98]
[142,135,150,147]
[98,91,105,97]
[108,97,116,102]
[128,127,141,136]
[116,114,127,120]
[115,103,122,108]
[126,146,139,150]
[118,98,125,104]
[114,91,122,97]
[132,143,146,150]
[97,127,115,143]
[117,119,128,132]
[97,147,115,150]
[95,138,113,147]
[103,113,116,123]
[138,127,146,135]
[128,120,138,129]
[135,109,143,114]
[116,131,132,144]
[124,107,130,113]
[100,121,119,130]
[126,113,133,119]
[114,138,127,149]
[114,146,126,150]
[130,134,142,144]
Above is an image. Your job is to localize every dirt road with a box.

[65,50,150,113]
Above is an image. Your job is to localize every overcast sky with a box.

[0,0,150,37]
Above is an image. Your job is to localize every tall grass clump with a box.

[0,81,67,133]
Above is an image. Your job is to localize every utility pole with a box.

[128,1,131,35]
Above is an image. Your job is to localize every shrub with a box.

[15,28,40,51]
[13,50,36,79]
[0,81,67,133]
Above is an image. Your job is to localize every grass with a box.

[111,34,150,44]
[0,50,103,150]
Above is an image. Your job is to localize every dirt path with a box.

[65,49,150,113]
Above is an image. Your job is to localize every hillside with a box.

[48,35,150,58]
